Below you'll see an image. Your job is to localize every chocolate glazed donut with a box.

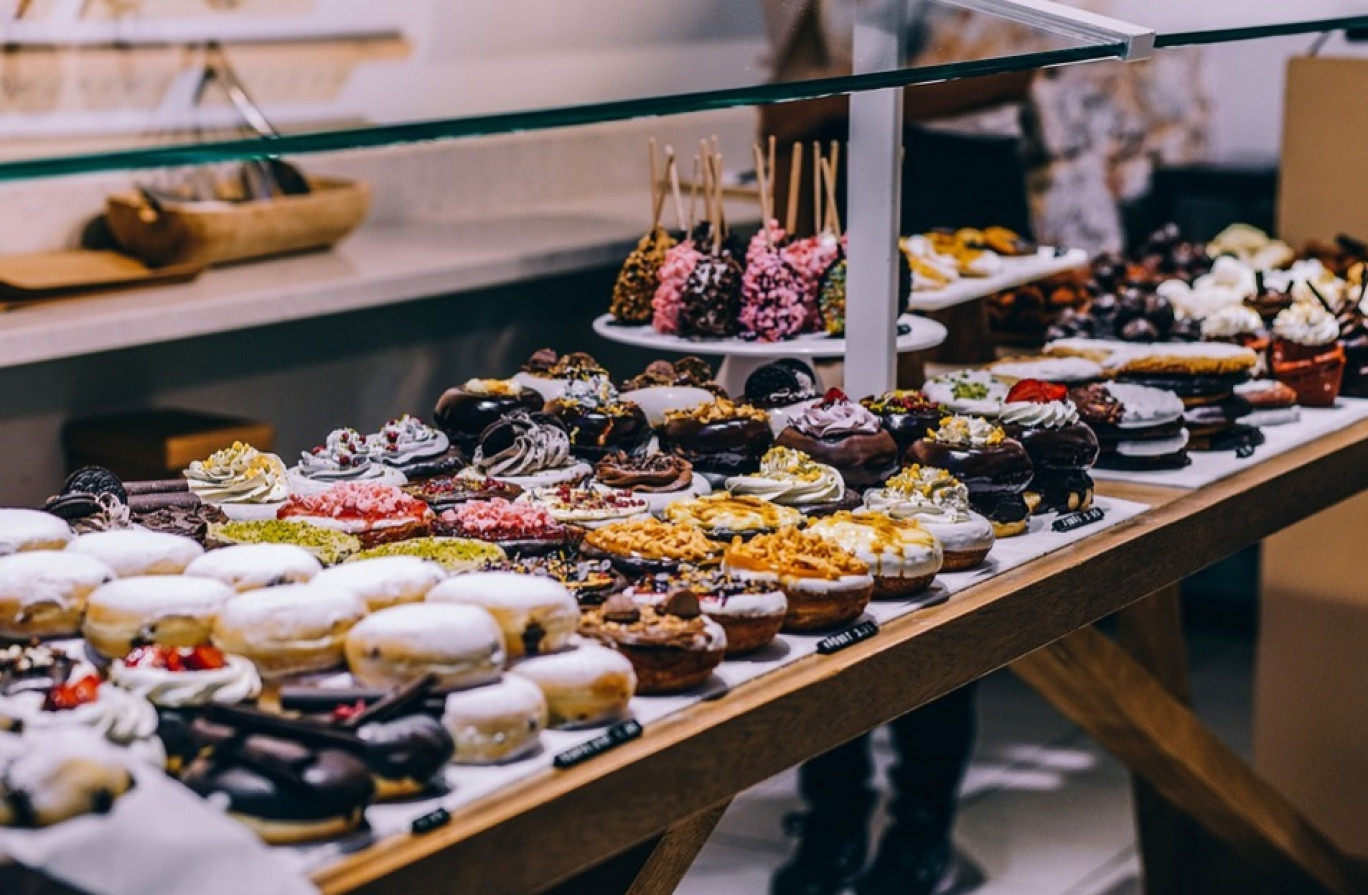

[1006,424,1100,471]
[905,439,1033,494]
[659,417,774,476]
[773,428,900,490]
[546,403,652,462]
[434,388,545,451]
[875,409,945,456]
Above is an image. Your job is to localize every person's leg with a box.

[773,733,879,895]
[856,683,981,895]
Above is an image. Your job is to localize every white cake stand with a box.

[591,314,948,397]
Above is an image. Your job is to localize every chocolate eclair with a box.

[907,416,1033,537]
[594,451,694,493]
[434,378,544,452]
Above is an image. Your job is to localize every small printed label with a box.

[817,620,880,655]
[1052,506,1106,532]
[1236,444,1256,459]
[553,719,644,769]
[411,807,451,835]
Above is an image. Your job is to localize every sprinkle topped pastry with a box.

[185,441,289,505]
[437,498,568,542]
[277,483,433,527]
[723,527,869,580]
[519,484,648,524]
[583,517,724,564]
[594,452,694,493]
[484,554,622,602]
[663,493,803,534]
[665,397,770,425]
[861,390,942,415]
[206,520,361,565]
[925,415,1006,447]
[402,469,523,507]
[347,537,506,572]
[546,376,637,416]
[725,447,844,506]
[866,465,973,518]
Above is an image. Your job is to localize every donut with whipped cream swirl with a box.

[774,389,899,490]
[434,379,544,452]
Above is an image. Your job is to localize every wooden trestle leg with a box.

[541,799,732,895]
[1011,611,1368,895]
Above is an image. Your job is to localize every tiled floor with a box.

[678,625,1255,895]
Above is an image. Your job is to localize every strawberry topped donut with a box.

[276,482,434,548]
[997,380,1099,515]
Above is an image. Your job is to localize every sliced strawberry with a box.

[1006,379,1068,404]
[821,387,849,406]
[183,644,227,671]
[44,675,101,712]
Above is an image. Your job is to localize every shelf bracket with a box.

[939,0,1155,61]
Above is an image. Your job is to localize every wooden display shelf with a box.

[288,418,1368,895]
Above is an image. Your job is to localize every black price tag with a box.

[553,719,643,769]
[1052,506,1105,532]
[411,807,451,835]
[1236,444,1257,459]
[817,620,879,655]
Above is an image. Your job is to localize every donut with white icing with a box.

[313,556,445,611]
[67,530,203,576]
[344,602,505,691]
[212,583,367,678]
[0,731,134,828]
[0,551,115,640]
[425,571,579,659]
[0,509,72,555]
[184,543,322,592]
[509,645,636,728]
[83,576,235,659]
[440,675,547,764]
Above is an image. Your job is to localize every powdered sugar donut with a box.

[509,644,636,728]
[345,603,505,691]
[184,544,322,592]
[314,556,445,611]
[426,571,579,659]
[83,576,235,659]
[0,551,115,640]
[440,676,547,764]
[0,509,72,555]
[67,530,203,576]
[212,583,367,679]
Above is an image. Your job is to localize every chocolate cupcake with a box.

[434,379,544,453]
[543,377,651,461]
[860,390,945,456]
[997,381,1099,514]
[774,389,899,491]
[658,398,774,481]
[907,415,1033,537]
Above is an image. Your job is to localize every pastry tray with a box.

[0,249,204,303]
[905,247,1089,312]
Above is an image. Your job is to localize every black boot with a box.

[771,810,869,895]
[854,826,985,895]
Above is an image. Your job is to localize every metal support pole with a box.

[844,1,907,399]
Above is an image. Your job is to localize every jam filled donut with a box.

[440,675,548,764]
[183,543,322,593]
[83,576,236,659]
[0,509,73,555]
[66,529,203,576]
[509,644,637,728]
[313,556,446,611]
[425,571,578,660]
[212,583,368,679]
[344,602,506,691]
[0,551,115,641]
[0,731,134,828]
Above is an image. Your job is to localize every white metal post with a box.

[844,0,908,399]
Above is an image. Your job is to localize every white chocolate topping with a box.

[213,583,367,642]
[87,575,235,618]
[426,571,577,614]
[346,602,505,664]
[442,675,547,725]
[510,644,637,691]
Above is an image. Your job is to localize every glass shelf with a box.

[0,0,1124,181]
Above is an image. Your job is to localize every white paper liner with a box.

[1091,396,1368,489]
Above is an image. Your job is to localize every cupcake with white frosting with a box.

[725,446,854,515]
[862,466,994,570]
[288,428,406,496]
[184,442,291,521]
[1270,301,1346,407]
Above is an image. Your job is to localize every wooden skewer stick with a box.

[822,157,842,238]
[666,149,686,234]
[647,137,661,228]
[753,144,773,247]
[786,141,803,237]
[687,156,701,235]
[812,140,824,235]
[767,135,777,220]
[714,151,728,249]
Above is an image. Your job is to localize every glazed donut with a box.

[83,576,236,659]
[344,603,505,691]
[67,530,203,576]
[426,571,579,659]
[212,583,368,679]
[0,551,115,641]
[313,556,446,611]
[805,512,943,599]
[184,543,322,592]
[0,731,134,828]
[509,644,636,728]
[0,509,72,555]
[440,675,547,764]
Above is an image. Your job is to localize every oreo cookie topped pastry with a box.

[774,389,899,491]
[470,411,591,488]
[434,378,544,453]
[1071,383,1190,471]
[744,359,821,433]
[860,390,945,456]
[659,398,774,480]
[907,415,1033,537]
[998,380,1099,514]
[543,377,651,462]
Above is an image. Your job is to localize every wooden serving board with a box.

[0,249,203,303]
